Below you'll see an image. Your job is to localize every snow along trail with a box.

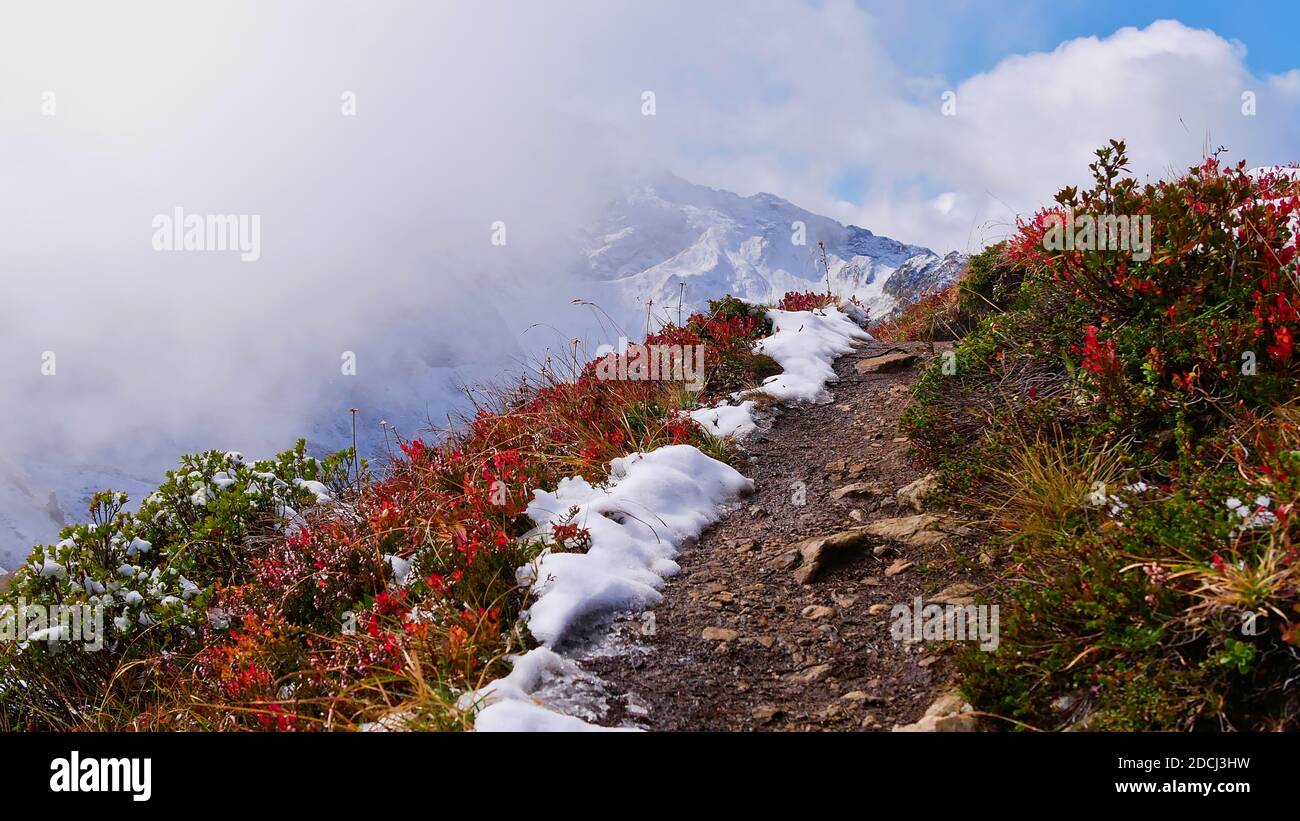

[465,307,870,731]
[585,339,982,731]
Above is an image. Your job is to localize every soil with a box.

[580,338,995,731]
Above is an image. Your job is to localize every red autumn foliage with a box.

[176,297,778,728]
[775,290,837,312]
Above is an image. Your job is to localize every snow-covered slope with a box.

[584,172,965,323]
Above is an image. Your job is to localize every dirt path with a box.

[582,338,992,731]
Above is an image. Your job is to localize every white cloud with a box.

[626,13,1300,253]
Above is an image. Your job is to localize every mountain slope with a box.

[585,173,966,323]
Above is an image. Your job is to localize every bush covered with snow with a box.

[0,441,351,728]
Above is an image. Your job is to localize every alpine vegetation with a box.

[892,143,1300,730]
[0,293,857,731]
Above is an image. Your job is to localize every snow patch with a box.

[747,307,870,404]
[475,698,632,733]
[466,647,636,732]
[689,401,758,439]
[685,305,870,443]
[522,444,752,647]
[464,445,752,731]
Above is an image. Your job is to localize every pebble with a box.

[787,663,833,684]
[885,559,914,577]
[842,690,887,704]
[701,627,739,642]
[753,706,784,723]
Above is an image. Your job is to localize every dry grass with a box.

[871,284,961,343]
[983,427,1129,543]
[1172,534,1298,632]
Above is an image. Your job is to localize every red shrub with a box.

[776,291,837,312]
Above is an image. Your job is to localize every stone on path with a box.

[788,528,873,584]
[896,473,938,512]
[801,604,834,620]
[930,582,979,606]
[866,513,969,547]
[829,481,885,501]
[892,689,978,732]
[855,352,919,374]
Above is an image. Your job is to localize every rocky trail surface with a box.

[579,339,995,731]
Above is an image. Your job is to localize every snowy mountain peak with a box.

[586,173,965,322]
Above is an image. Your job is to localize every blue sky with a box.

[869,0,1300,79]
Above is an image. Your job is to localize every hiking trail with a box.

[575,338,995,731]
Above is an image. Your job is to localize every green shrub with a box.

[911,145,1300,730]
[0,440,350,728]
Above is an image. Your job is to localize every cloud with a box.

[613,11,1300,253]
[872,19,1300,250]
[0,2,637,462]
[0,1,653,562]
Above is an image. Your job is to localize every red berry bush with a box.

[902,143,1300,730]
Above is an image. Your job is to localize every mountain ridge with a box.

[585,172,967,324]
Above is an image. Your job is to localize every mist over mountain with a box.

[0,174,962,569]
